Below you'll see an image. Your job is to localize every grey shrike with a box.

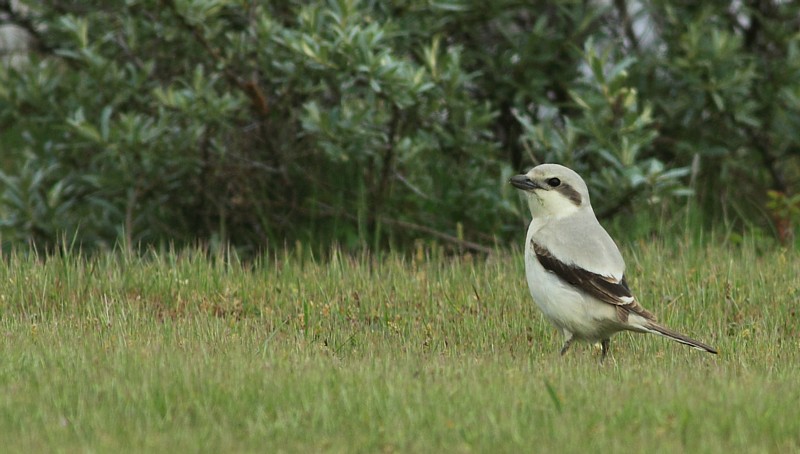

[510,163,717,361]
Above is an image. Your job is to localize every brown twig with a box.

[161,0,270,116]
[310,201,494,254]
[379,217,494,255]
[371,104,401,227]
[613,0,639,52]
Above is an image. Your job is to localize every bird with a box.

[509,163,717,362]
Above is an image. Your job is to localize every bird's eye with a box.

[547,177,561,187]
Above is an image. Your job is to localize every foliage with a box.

[636,1,800,230]
[1,0,799,252]
[514,39,691,219]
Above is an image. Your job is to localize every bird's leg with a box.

[600,338,611,364]
[560,335,574,356]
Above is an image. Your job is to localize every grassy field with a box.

[0,237,798,452]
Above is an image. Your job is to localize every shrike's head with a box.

[509,164,592,218]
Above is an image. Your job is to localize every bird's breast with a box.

[523,227,620,341]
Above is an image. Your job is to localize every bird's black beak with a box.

[509,174,540,191]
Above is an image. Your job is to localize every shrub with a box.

[1,1,798,252]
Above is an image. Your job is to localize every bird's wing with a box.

[533,211,627,278]
[532,241,655,320]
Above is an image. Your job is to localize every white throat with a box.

[527,191,584,220]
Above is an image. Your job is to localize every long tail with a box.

[643,322,718,354]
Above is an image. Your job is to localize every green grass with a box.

[0,238,798,452]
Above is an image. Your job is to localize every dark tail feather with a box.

[645,323,718,354]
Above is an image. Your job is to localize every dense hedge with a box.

[1,1,798,252]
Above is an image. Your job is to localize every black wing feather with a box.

[532,241,654,320]
[533,241,631,304]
